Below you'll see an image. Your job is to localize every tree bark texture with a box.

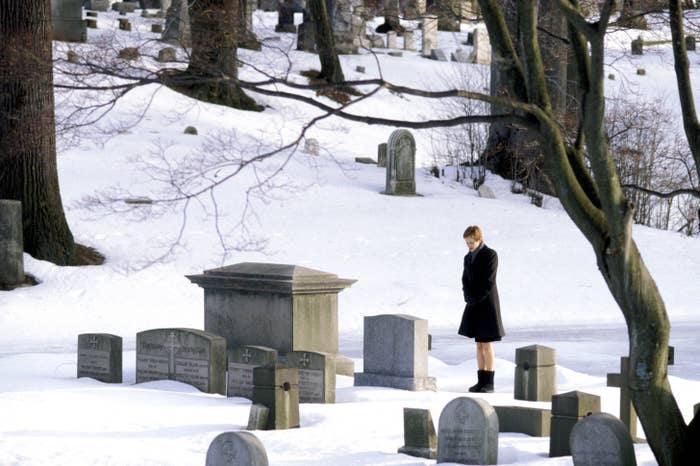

[0,0,78,265]
[307,0,346,83]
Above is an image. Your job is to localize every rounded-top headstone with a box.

[570,413,637,466]
[437,397,498,465]
[206,431,268,465]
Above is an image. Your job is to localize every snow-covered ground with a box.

[0,8,699,466]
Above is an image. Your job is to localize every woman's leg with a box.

[482,342,495,371]
[476,342,485,369]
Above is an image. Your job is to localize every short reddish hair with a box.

[463,225,483,241]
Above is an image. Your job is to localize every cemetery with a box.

[1,0,700,465]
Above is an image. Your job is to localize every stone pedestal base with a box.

[398,445,436,459]
[354,372,436,391]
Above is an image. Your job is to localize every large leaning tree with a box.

[0,0,101,265]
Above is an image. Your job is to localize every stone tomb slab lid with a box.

[515,344,556,367]
[552,390,601,417]
[186,262,356,294]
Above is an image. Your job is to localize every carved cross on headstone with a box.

[89,335,99,350]
[299,353,311,368]
[242,348,252,363]
[164,331,181,374]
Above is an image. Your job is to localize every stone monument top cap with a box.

[187,262,356,294]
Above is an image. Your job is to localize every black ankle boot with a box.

[479,370,494,393]
[468,370,484,392]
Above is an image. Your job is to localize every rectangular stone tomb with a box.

[136,328,226,395]
[549,390,601,457]
[398,407,437,459]
[77,333,122,383]
[494,405,551,437]
[227,345,278,399]
[514,344,556,401]
[285,351,335,403]
[252,365,300,430]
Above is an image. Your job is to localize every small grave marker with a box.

[384,129,417,195]
[438,397,498,464]
[228,345,277,399]
[77,333,122,383]
[247,404,270,430]
[252,365,300,430]
[398,408,437,459]
[206,431,269,466]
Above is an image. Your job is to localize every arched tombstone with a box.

[437,397,499,464]
[0,200,24,289]
[385,129,417,195]
[570,413,637,466]
[205,431,269,466]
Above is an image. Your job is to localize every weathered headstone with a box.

[228,345,278,399]
[89,0,110,11]
[136,328,227,394]
[0,200,24,289]
[377,142,387,167]
[252,365,300,430]
[437,397,498,464]
[631,36,644,55]
[686,35,696,52]
[286,351,335,403]
[162,0,192,47]
[494,405,551,437]
[421,15,438,57]
[470,25,490,65]
[354,314,436,391]
[187,263,356,376]
[403,30,416,51]
[157,47,177,62]
[430,49,448,61]
[570,413,637,466]
[151,23,164,33]
[386,31,398,49]
[331,1,366,54]
[77,333,123,383]
[451,48,471,63]
[297,21,316,52]
[118,47,139,60]
[549,390,601,457]
[514,344,556,401]
[118,19,132,31]
[275,0,299,33]
[398,408,437,459]
[51,0,87,42]
[206,431,269,466]
[384,129,417,195]
[247,404,270,430]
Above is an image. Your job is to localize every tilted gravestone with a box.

[228,345,278,399]
[398,408,437,459]
[421,15,438,57]
[136,328,226,394]
[187,262,356,377]
[494,405,551,437]
[0,200,24,290]
[252,365,300,430]
[247,404,270,430]
[354,314,436,391]
[549,390,601,457]
[570,413,637,466]
[206,431,269,466]
[77,334,123,383]
[377,142,387,167]
[285,351,336,403]
[384,129,417,195]
[51,0,87,42]
[437,397,499,464]
[514,344,556,401]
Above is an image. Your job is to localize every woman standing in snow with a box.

[458,225,505,393]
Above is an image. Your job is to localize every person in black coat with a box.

[458,225,505,392]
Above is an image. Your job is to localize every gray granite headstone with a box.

[252,365,300,430]
[206,431,269,466]
[228,345,278,399]
[550,391,601,457]
[377,142,387,167]
[247,404,270,430]
[77,333,123,383]
[51,0,87,42]
[187,263,356,377]
[398,408,437,459]
[570,413,637,466]
[285,351,335,403]
[0,200,24,289]
[136,328,226,394]
[384,129,417,195]
[354,314,436,391]
[514,344,556,401]
[494,405,551,437]
[437,397,498,464]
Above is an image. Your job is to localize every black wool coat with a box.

[458,244,505,340]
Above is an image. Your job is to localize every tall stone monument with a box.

[187,262,356,376]
[514,344,556,401]
[51,0,87,42]
[0,200,24,290]
[384,129,417,195]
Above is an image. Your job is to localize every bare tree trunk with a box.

[307,0,346,83]
[0,0,79,265]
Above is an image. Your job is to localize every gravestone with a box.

[437,397,498,464]
[421,15,438,57]
[119,18,132,31]
[386,31,397,49]
[368,34,385,48]
[286,351,335,403]
[0,200,24,289]
[85,11,98,18]
[51,0,87,42]
[331,1,367,54]
[354,314,436,391]
[631,37,643,55]
[206,431,269,466]
[89,0,110,11]
[252,365,300,430]
[275,0,299,33]
[77,333,123,383]
[494,405,551,437]
[86,18,98,28]
[470,25,490,65]
[151,23,164,33]
[477,185,496,199]
[514,344,556,401]
[297,21,316,52]
[118,47,139,60]
[162,0,191,47]
[451,48,471,63]
[377,142,387,167]
[247,404,270,430]
[403,30,415,51]
[228,345,278,399]
[384,129,417,195]
[157,47,177,62]
[136,328,226,394]
[118,1,139,13]
[398,408,437,459]
[549,390,601,457]
[686,35,696,51]
[430,49,448,61]
[570,413,637,466]
[187,262,356,376]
